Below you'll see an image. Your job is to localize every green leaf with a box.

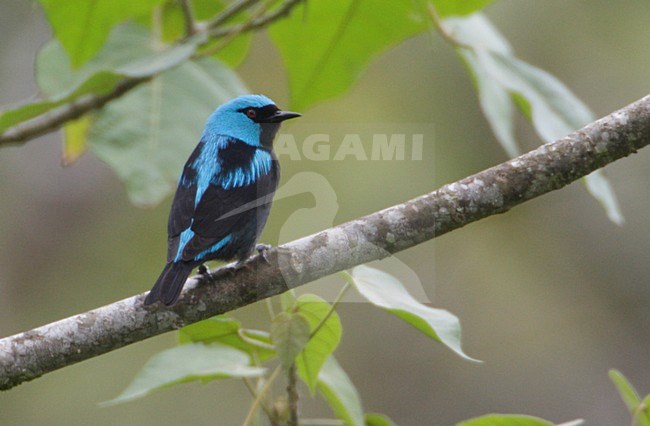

[62,116,92,165]
[0,71,123,133]
[89,56,246,206]
[178,316,274,362]
[179,315,242,344]
[39,0,166,67]
[365,412,397,426]
[157,0,252,68]
[103,343,265,405]
[609,369,650,426]
[432,0,494,17]
[453,16,518,158]
[351,265,478,362]
[461,51,519,158]
[457,414,584,426]
[317,356,365,426]
[295,294,342,394]
[269,0,428,111]
[36,24,203,97]
[640,395,650,426]
[1,24,202,137]
[584,170,625,225]
[446,14,624,225]
[271,312,311,370]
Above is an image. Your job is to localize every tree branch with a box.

[0,77,150,145]
[208,0,303,38]
[1,95,648,391]
[0,0,304,147]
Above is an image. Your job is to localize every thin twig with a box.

[209,0,303,38]
[287,363,299,426]
[243,366,282,426]
[0,95,648,390]
[179,0,197,37]
[199,0,273,57]
[243,377,276,421]
[206,0,260,31]
[309,276,352,339]
[0,77,149,145]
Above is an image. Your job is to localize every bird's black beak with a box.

[265,110,301,123]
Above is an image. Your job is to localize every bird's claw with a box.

[198,264,215,284]
[255,243,272,264]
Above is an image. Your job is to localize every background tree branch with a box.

[0,95,648,391]
[0,0,303,147]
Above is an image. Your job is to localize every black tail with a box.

[144,262,194,306]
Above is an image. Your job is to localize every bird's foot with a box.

[198,264,215,284]
[256,243,272,264]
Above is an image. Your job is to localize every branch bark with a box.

[1,95,648,391]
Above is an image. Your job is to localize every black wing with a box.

[166,138,279,263]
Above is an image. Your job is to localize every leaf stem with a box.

[199,0,272,58]
[310,276,352,339]
[179,0,197,37]
[242,377,276,420]
[266,298,276,320]
[427,3,472,50]
[206,0,260,31]
[208,0,303,38]
[243,366,282,426]
[237,329,276,351]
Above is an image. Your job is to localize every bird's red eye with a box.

[246,109,257,119]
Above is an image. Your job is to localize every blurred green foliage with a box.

[0,0,649,425]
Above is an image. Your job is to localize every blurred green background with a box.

[1,1,649,425]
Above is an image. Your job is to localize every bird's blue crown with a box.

[203,94,276,146]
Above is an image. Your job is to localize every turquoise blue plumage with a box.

[144,95,300,306]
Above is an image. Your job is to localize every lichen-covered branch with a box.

[0,95,648,391]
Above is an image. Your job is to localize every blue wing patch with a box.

[219,149,272,190]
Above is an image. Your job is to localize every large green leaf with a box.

[271,312,311,370]
[351,265,478,362]
[317,356,365,426]
[88,56,246,205]
[457,414,584,426]
[178,315,275,362]
[36,24,203,97]
[39,0,166,67]
[269,0,428,111]
[295,294,342,394]
[446,14,624,225]
[103,343,265,405]
[1,23,202,159]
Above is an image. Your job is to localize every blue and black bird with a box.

[144,94,300,306]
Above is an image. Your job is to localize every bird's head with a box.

[203,94,301,148]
